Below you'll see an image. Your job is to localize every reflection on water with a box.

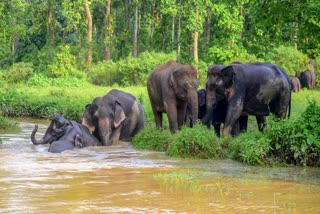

[0,119,320,213]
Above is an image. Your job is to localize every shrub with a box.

[6,62,34,83]
[27,73,91,87]
[265,100,320,166]
[166,123,222,159]
[132,126,172,152]
[47,45,85,79]
[87,51,177,86]
[230,131,271,165]
[264,46,312,76]
[0,111,20,133]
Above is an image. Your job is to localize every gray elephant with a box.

[31,115,101,153]
[82,89,146,146]
[147,60,199,133]
[290,76,301,92]
[298,70,316,89]
[202,62,291,137]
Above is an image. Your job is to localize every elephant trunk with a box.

[31,125,45,145]
[201,89,216,127]
[188,90,199,127]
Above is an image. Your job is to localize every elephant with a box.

[82,89,146,146]
[202,62,291,137]
[290,76,301,92]
[189,88,266,137]
[31,115,101,153]
[298,70,316,89]
[147,60,199,133]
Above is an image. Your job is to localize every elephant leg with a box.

[231,120,240,137]
[222,98,244,137]
[154,111,163,128]
[213,123,221,137]
[166,101,178,133]
[238,115,248,133]
[177,103,187,129]
[256,116,266,132]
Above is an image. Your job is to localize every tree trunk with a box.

[133,4,138,57]
[125,0,131,29]
[171,16,175,50]
[104,0,112,60]
[85,1,92,65]
[193,10,199,63]
[177,14,181,61]
[47,0,55,49]
[149,3,155,49]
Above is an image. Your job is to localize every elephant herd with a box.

[290,70,317,92]
[32,60,299,153]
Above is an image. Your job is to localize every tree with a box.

[85,0,93,64]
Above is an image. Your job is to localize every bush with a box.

[264,46,312,76]
[47,45,85,79]
[6,62,34,83]
[27,73,91,87]
[0,111,20,133]
[87,51,177,86]
[230,131,271,165]
[166,123,222,159]
[265,100,320,166]
[132,126,172,152]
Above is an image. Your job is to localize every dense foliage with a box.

[0,0,319,87]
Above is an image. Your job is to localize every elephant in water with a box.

[81,89,146,146]
[31,115,101,153]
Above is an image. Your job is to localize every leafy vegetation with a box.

[132,126,171,152]
[166,123,223,159]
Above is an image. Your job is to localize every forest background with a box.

[0,0,319,87]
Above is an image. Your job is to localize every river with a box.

[0,119,319,213]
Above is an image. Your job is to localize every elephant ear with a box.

[169,68,179,88]
[219,65,235,88]
[114,101,126,128]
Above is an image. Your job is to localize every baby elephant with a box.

[31,115,101,153]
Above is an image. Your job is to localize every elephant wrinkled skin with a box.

[82,89,146,146]
[147,60,199,133]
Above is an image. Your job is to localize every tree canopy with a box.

[0,0,319,81]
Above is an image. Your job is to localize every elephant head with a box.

[170,64,199,127]
[31,115,70,145]
[82,97,126,146]
[202,64,231,127]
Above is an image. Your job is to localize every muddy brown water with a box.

[0,119,319,213]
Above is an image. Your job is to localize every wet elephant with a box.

[290,76,301,92]
[147,60,199,133]
[31,115,101,153]
[193,89,266,137]
[202,62,291,137]
[298,70,316,89]
[82,89,146,146]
